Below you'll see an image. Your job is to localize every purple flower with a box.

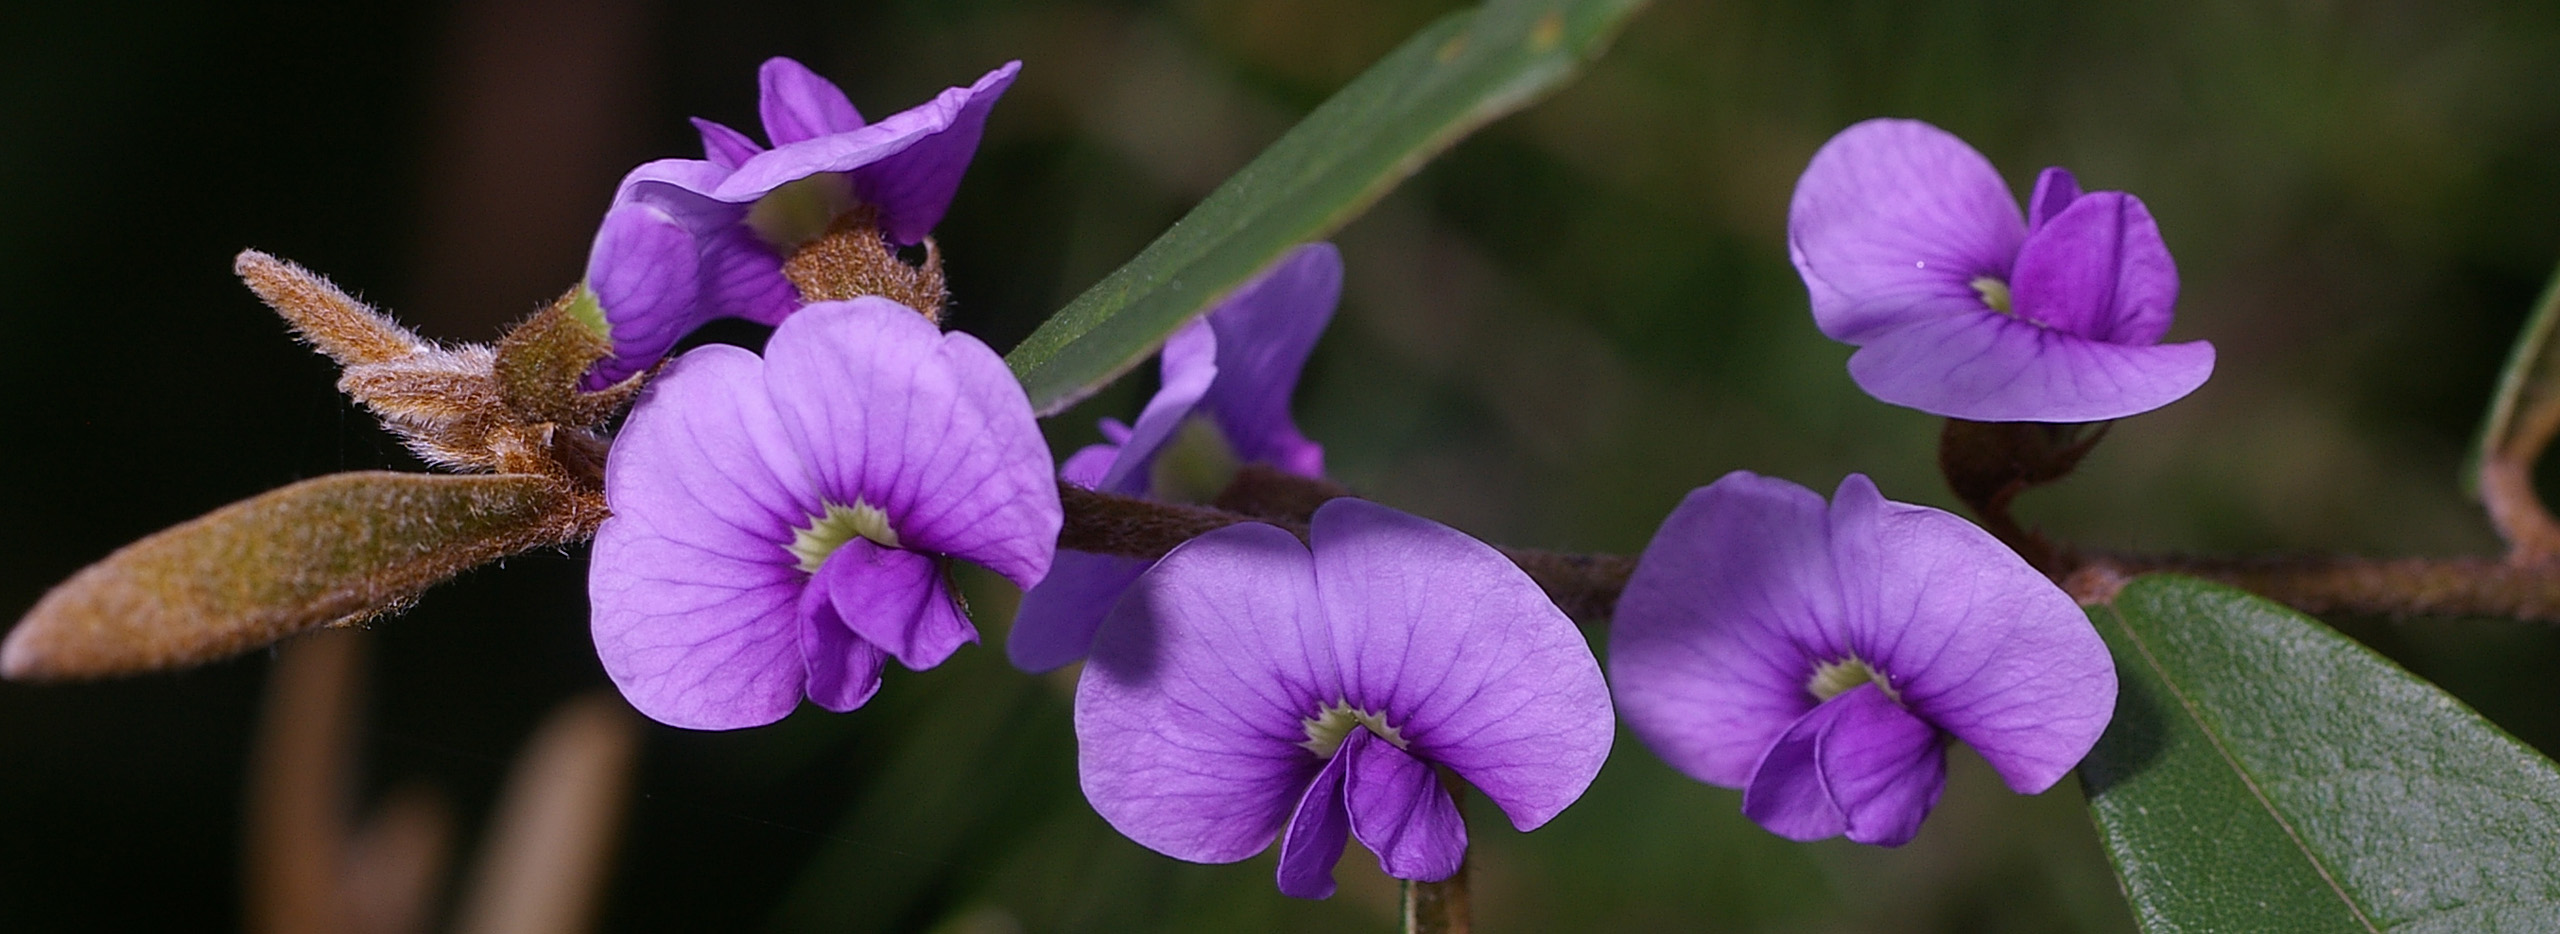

[580,58,1019,387]
[1005,243,1340,672]
[1609,472,2114,846]
[1076,499,1613,898]
[1789,118,2214,422]
[588,298,1059,730]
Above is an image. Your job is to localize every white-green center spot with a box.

[1297,700,1410,760]
[787,499,899,573]
[1971,275,2015,316]
[1148,417,1242,506]
[745,173,855,250]
[1806,655,1901,704]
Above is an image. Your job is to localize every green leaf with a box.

[1002,0,1649,415]
[2081,575,2560,933]
[3,471,592,680]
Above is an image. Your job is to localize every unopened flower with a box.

[588,299,1058,729]
[581,57,1018,387]
[1610,472,2114,846]
[1006,243,1340,672]
[1789,118,2213,422]
[1076,499,1612,898]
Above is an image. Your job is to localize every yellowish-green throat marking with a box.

[1971,276,2014,316]
[788,499,900,573]
[1298,700,1410,759]
[1807,655,1901,704]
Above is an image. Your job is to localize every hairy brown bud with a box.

[3,472,603,681]
[779,218,949,318]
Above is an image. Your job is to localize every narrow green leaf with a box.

[2081,575,2560,933]
[1003,0,1649,415]
[4,471,593,680]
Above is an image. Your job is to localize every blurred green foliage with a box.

[6,0,2560,930]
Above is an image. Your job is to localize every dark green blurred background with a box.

[7,0,2560,930]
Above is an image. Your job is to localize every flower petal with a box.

[1075,522,1333,864]
[1833,475,2116,794]
[1201,242,1339,478]
[1058,441,1120,489]
[756,57,865,146]
[585,201,705,388]
[1742,683,1944,845]
[760,298,1061,587]
[590,346,821,730]
[1277,749,1353,900]
[1007,549,1149,673]
[1812,684,1946,846]
[692,117,764,171]
[1845,310,2215,421]
[1342,730,1466,883]
[716,63,1019,245]
[1308,499,1612,832]
[2010,191,2180,344]
[1612,472,1845,787]
[1788,118,2025,344]
[814,537,975,671]
[796,575,887,712]
[1094,320,1219,495]
[2026,167,2080,231]
[693,224,797,325]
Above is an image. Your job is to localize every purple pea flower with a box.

[1077,499,1613,898]
[1610,472,2114,846]
[588,298,1059,730]
[1006,243,1340,673]
[581,57,1020,387]
[1789,118,2214,422]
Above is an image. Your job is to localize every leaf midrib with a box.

[2097,601,2383,934]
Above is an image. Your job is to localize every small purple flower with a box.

[1077,499,1613,898]
[581,57,1019,387]
[588,298,1059,730]
[1789,118,2214,422]
[1006,243,1340,672]
[1610,472,2114,846]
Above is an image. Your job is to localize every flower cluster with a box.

[567,54,2138,902]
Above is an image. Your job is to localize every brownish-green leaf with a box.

[4,471,595,680]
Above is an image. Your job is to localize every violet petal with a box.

[2027,167,2081,231]
[1276,749,1354,900]
[1844,310,2216,422]
[760,298,1060,588]
[1341,730,1466,883]
[815,538,976,671]
[1094,320,1219,495]
[1612,472,1844,787]
[796,575,887,712]
[1201,242,1339,477]
[692,117,765,171]
[589,346,821,730]
[1074,521,1331,865]
[2010,191,2180,344]
[756,56,865,146]
[1833,475,2116,794]
[1007,549,1149,673]
[1812,684,1946,846]
[693,224,799,325]
[1742,683,1944,845]
[1307,499,1612,831]
[585,200,704,388]
[716,63,1020,246]
[1788,118,2027,344]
